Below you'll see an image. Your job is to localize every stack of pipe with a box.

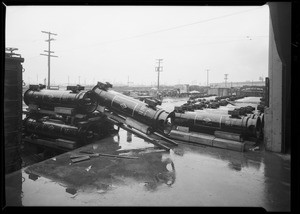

[23,85,113,148]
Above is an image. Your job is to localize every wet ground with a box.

[7,97,290,210]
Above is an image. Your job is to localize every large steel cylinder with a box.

[24,89,98,113]
[92,82,174,134]
[173,112,261,138]
[23,117,96,143]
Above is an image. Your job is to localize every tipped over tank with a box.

[91,82,174,135]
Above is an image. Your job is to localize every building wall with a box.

[4,53,24,173]
[264,14,282,152]
[265,2,291,153]
[208,88,229,97]
[210,81,265,88]
[208,88,218,96]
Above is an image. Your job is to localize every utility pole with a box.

[78,76,81,85]
[224,74,228,88]
[127,76,133,87]
[206,69,210,86]
[68,76,70,85]
[155,59,163,91]
[40,31,58,89]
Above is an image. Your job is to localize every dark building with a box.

[4,49,24,174]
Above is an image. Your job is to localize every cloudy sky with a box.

[6,5,269,86]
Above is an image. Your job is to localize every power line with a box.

[57,6,264,53]
[123,7,262,38]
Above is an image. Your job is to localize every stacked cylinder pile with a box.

[23,85,114,148]
[173,94,264,140]
[175,94,248,113]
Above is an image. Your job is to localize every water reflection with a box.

[228,162,242,171]
[262,153,291,211]
[22,129,176,196]
[126,131,132,142]
[66,187,77,195]
[28,173,39,181]
[144,157,176,191]
[172,141,264,173]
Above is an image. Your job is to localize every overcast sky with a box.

[6,5,270,86]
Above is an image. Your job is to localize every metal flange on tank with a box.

[91,82,174,135]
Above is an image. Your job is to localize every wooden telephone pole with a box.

[40,31,58,89]
[155,59,163,91]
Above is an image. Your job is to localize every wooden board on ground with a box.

[169,130,214,146]
[214,131,243,142]
[23,137,76,151]
[212,137,245,152]
[169,130,245,152]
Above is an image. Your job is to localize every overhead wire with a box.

[56,6,266,53]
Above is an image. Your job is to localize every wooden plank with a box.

[212,138,245,152]
[176,126,190,133]
[71,156,90,163]
[189,132,214,146]
[28,104,39,111]
[39,109,57,116]
[169,130,190,141]
[54,107,75,115]
[55,138,77,145]
[214,131,243,142]
[23,137,74,151]
[170,130,214,146]
[170,130,245,152]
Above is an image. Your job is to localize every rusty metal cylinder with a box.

[92,82,174,134]
[173,112,261,138]
[23,117,96,143]
[24,89,98,113]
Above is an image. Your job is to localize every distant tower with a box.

[224,74,229,87]
[155,59,163,91]
[206,69,210,86]
[127,76,133,87]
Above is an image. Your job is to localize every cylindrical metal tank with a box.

[173,112,261,138]
[92,82,174,134]
[4,51,24,174]
[24,89,98,113]
[23,117,97,143]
